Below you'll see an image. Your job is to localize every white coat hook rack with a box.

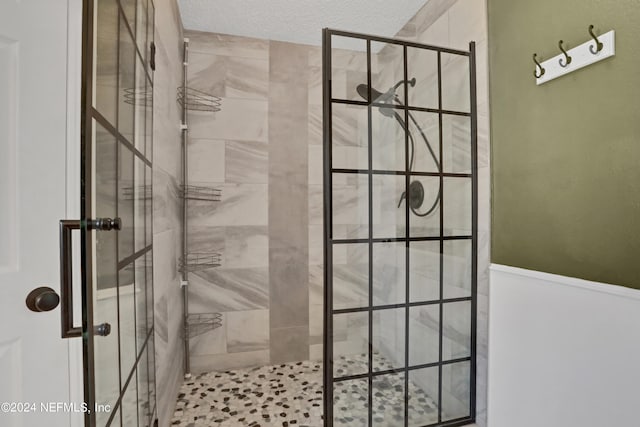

[534,25,615,85]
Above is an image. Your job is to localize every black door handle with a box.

[60,218,121,338]
[60,220,82,338]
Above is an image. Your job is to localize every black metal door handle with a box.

[26,286,60,312]
[60,220,82,338]
[60,218,121,339]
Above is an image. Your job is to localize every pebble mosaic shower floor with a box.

[171,355,439,426]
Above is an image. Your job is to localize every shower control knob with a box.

[26,286,60,312]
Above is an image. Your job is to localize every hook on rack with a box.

[588,25,604,54]
[533,53,545,78]
[558,40,572,67]
[532,26,614,84]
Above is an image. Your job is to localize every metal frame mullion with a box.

[366,38,374,427]
[334,355,473,383]
[117,0,154,82]
[332,296,473,315]
[109,6,126,427]
[333,236,472,245]
[80,0,97,424]
[331,98,471,117]
[331,168,471,178]
[92,107,151,168]
[403,44,411,427]
[437,49,444,425]
[469,41,479,422]
[325,28,470,56]
[321,28,334,427]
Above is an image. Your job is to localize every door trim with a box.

[65,0,84,425]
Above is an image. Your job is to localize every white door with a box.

[0,1,82,427]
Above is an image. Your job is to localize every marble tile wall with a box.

[183,30,315,372]
[307,47,324,362]
[184,29,270,373]
[268,41,310,363]
[152,1,185,426]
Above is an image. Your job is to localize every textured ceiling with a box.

[177,0,430,48]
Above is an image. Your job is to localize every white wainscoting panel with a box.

[488,264,640,427]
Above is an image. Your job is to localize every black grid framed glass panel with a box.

[81,0,156,425]
[323,28,477,427]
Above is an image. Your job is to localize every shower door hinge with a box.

[180,280,189,287]
[180,124,188,131]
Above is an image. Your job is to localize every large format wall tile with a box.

[308,263,323,307]
[225,140,268,184]
[269,247,309,328]
[270,41,309,84]
[187,52,226,98]
[308,65,322,106]
[189,52,269,100]
[271,326,309,364]
[185,225,225,254]
[191,349,270,373]
[226,309,270,353]
[188,139,226,183]
[308,303,324,346]
[223,226,268,268]
[308,145,323,186]
[308,104,322,146]
[189,320,227,356]
[187,225,268,269]
[188,183,268,227]
[153,168,181,235]
[188,267,269,313]
[186,30,270,60]
[267,41,311,363]
[188,97,268,142]
[308,185,323,226]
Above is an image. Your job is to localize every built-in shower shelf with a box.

[181,185,222,202]
[177,87,222,112]
[179,252,221,273]
[122,184,153,201]
[185,312,222,338]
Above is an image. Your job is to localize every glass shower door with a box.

[322,29,477,427]
[80,0,156,425]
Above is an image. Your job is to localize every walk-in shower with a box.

[170,24,477,427]
[323,29,477,426]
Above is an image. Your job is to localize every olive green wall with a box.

[489,0,640,288]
